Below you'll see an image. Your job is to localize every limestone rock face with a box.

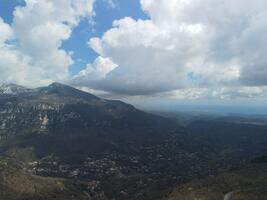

[0,82,176,146]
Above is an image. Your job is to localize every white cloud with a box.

[74,56,118,82]
[170,86,265,100]
[75,0,267,99]
[211,87,266,99]
[0,0,95,86]
[0,18,13,45]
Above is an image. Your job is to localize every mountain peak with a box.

[39,82,100,100]
[49,82,68,88]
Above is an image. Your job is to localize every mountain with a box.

[0,83,267,200]
[0,82,180,154]
[0,82,188,200]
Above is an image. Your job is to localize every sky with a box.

[0,0,267,113]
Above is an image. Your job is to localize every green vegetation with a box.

[0,159,88,200]
[165,164,267,200]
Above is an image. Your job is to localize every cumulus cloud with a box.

[0,18,13,45]
[0,0,95,86]
[74,56,118,82]
[75,0,267,99]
